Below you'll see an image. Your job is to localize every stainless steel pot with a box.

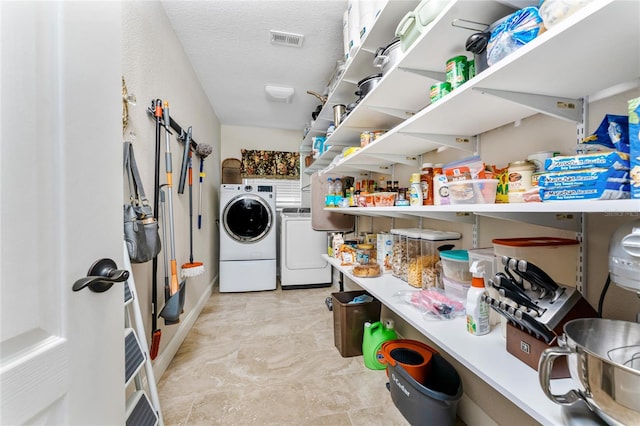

[373,38,401,76]
[355,73,382,100]
[539,318,640,426]
[333,104,346,127]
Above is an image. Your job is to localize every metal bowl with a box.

[539,318,640,426]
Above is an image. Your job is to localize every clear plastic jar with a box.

[419,229,461,288]
[390,229,405,280]
[356,244,375,265]
[406,230,422,287]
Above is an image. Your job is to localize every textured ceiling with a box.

[162,0,347,133]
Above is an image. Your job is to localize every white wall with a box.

[122,1,221,379]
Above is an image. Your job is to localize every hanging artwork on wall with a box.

[240,149,300,179]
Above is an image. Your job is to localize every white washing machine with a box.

[219,184,276,292]
[280,208,331,289]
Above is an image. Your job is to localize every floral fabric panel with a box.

[240,149,300,179]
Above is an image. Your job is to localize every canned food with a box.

[430,82,452,103]
[446,55,468,90]
[372,130,386,140]
[508,160,536,203]
[467,59,476,79]
[360,131,372,147]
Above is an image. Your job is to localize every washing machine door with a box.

[222,194,273,242]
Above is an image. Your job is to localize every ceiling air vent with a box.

[270,30,304,47]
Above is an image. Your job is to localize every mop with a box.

[159,101,185,324]
[181,136,204,277]
[195,143,213,229]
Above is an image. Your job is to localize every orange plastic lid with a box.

[491,237,578,247]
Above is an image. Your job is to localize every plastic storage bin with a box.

[390,229,407,280]
[332,291,382,357]
[420,230,461,288]
[442,276,471,301]
[383,340,463,426]
[395,0,449,53]
[439,250,472,282]
[448,179,498,204]
[492,237,579,286]
[406,230,423,287]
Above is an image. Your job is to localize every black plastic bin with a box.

[386,352,463,426]
[332,290,381,357]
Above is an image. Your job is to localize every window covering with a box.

[240,149,300,179]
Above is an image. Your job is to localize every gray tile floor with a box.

[157,284,412,425]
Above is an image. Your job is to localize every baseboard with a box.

[458,394,498,426]
[152,273,217,380]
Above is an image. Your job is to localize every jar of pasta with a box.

[406,230,422,287]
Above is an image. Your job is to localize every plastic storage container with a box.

[332,291,382,357]
[420,230,461,288]
[406,230,423,287]
[439,250,472,282]
[395,0,449,53]
[383,340,463,426]
[491,237,579,286]
[442,276,471,301]
[391,229,407,280]
[448,179,498,204]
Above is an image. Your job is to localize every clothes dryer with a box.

[219,184,276,292]
[280,208,331,289]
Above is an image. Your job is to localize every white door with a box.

[1,2,124,424]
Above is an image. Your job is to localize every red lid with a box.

[491,237,578,247]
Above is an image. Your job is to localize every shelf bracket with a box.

[474,88,584,123]
[412,211,476,224]
[361,153,420,167]
[398,132,476,152]
[398,67,447,82]
[366,105,418,119]
[474,211,582,232]
[337,163,394,174]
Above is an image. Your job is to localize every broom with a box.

[181,144,204,277]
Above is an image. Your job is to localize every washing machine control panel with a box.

[257,185,273,193]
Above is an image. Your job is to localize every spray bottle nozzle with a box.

[470,260,486,288]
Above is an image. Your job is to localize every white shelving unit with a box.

[307,1,639,423]
[322,0,639,179]
[325,255,572,426]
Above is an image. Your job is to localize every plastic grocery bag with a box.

[395,289,465,320]
[581,114,629,153]
[487,7,544,67]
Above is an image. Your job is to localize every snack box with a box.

[544,151,629,172]
[537,168,629,188]
[540,181,630,201]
